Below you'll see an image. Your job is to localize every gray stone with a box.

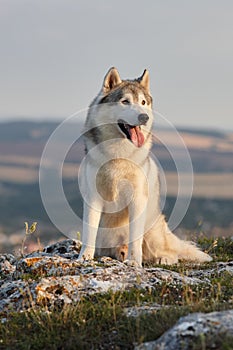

[135,310,233,350]
[124,303,165,318]
[43,239,82,259]
[0,254,16,276]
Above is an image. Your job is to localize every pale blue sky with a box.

[0,0,233,129]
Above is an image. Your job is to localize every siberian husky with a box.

[78,67,212,266]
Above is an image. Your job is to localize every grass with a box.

[0,295,184,349]
[0,238,233,349]
[1,290,232,350]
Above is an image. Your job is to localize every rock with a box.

[0,254,16,276]
[124,303,165,318]
[0,279,38,311]
[0,239,152,312]
[0,239,233,321]
[14,255,82,278]
[135,310,233,350]
[43,239,82,259]
[146,268,206,285]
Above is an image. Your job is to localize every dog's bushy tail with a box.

[178,240,212,263]
[143,215,212,264]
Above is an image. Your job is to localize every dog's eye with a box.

[121,99,130,105]
[141,100,146,105]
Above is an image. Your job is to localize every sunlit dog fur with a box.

[78,67,212,266]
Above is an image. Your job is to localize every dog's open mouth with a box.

[118,119,145,147]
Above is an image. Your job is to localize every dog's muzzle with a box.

[117,113,150,148]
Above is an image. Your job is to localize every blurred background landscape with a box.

[0,120,232,254]
[0,1,233,253]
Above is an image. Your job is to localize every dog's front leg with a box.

[127,195,147,267]
[78,201,102,261]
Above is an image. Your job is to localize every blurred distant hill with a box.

[0,121,232,253]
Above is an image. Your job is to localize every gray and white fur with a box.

[78,67,212,266]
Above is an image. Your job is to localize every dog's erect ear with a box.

[138,69,150,92]
[102,67,122,93]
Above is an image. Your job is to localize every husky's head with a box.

[86,67,153,149]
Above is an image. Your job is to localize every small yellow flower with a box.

[29,222,38,234]
[24,221,37,235]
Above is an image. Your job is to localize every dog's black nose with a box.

[138,113,149,125]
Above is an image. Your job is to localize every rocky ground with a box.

[135,310,233,350]
[0,239,233,349]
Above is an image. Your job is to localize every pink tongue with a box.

[129,126,145,147]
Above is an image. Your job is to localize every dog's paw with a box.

[124,259,142,268]
[115,245,128,262]
[78,247,95,261]
[155,256,178,265]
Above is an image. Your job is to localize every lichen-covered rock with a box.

[14,255,82,278]
[146,268,205,285]
[0,254,16,276]
[43,239,82,259]
[0,239,233,319]
[135,310,233,350]
[0,280,38,312]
